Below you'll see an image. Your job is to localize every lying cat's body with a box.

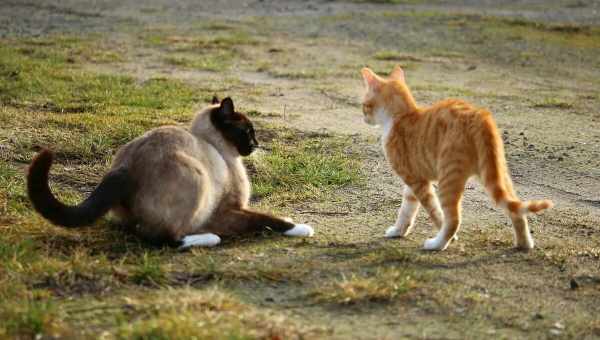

[361,66,552,251]
[28,97,313,248]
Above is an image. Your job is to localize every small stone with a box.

[550,329,562,336]
[554,321,565,330]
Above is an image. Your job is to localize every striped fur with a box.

[361,65,553,251]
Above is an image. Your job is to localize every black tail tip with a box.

[28,148,54,178]
[32,148,54,165]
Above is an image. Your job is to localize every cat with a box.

[360,65,553,251]
[27,96,314,249]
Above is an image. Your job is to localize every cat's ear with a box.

[211,95,220,104]
[361,67,381,90]
[220,97,235,117]
[389,65,405,82]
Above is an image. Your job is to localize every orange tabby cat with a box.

[361,65,553,251]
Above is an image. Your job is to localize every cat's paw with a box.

[284,224,314,237]
[283,217,294,223]
[179,233,221,249]
[423,235,450,251]
[515,238,534,251]
[385,225,405,238]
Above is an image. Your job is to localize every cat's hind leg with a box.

[423,173,468,251]
[504,175,534,249]
[407,181,444,231]
[510,214,534,250]
[386,186,421,238]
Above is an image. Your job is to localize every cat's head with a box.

[360,65,417,125]
[210,97,259,156]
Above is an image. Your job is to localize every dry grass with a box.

[311,268,417,305]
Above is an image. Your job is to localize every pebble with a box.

[570,278,579,290]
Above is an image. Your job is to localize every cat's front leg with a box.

[385,186,420,238]
[207,209,314,237]
[281,216,315,237]
[241,211,314,237]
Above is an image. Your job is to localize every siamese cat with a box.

[27,97,314,248]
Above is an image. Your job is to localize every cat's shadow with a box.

[35,222,294,260]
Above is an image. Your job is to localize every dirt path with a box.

[1,0,599,339]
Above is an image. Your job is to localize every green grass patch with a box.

[248,127,363,203]
[163,50,233,71]
[0,38,202,165]
[131,253,168,286]
[0,299,67,339]
[0,42,197,112]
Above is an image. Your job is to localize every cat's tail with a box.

[475,112,554,216]
[500,198,554,216]
[27,149,134,227]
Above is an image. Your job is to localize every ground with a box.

[1,0,599,339]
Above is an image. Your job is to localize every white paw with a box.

[283,217,294,223]
[284,224,314,237]
[179,233,221,249]
[385,226,403,238]
[423,235,449,251]
[515,239,534,250]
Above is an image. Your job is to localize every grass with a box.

[532,97,574,109]
[311,268,417,305]
[131,253,168,286]
[163,53,233,72]
[249,128,363,203]
[0,36,202,167]
[1,300,66,339]
[115,289,318,339]
[144,28,259,72]
[373,50,424,62]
